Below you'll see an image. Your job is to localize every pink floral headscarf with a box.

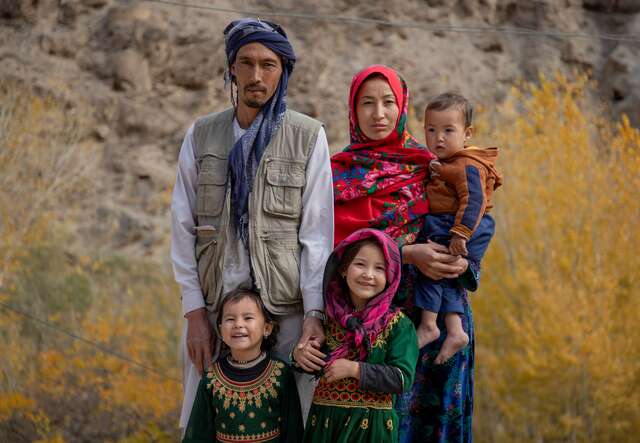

[323,228,402,365]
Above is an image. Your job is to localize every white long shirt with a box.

[171,117,334,316]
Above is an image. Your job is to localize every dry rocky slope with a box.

[1,0,639,259]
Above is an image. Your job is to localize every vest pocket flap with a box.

[198,155,228,185]
[265,162,305,187]
[263,161,305,218]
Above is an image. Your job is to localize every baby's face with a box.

[424,108,472,160]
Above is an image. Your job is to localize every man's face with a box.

[231,42,283,109]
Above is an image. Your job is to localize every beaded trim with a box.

[207,360,284,412]
[215,428,280,442]
[312,377,393,410]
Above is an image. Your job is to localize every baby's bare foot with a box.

[416,323,440,349]
[434,331,469,364]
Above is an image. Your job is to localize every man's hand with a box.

[292,317,326,372]
[404,241,468,280]
[299,316,325,349]
[292,341,327,372]
[185,307,214,375]
[324,359,359,383]
[449,235,468,256]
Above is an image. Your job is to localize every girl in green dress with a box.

[182,289,303,443]
[294,228,419,443]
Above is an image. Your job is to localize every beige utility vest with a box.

[193,108,321,315]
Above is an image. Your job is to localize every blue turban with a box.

[223,18,296,245]
[224,18,296,76]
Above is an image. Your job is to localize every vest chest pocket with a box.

[197,154,228,217]
[263,160,305,218]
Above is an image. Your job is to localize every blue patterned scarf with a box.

[223,19,296,244]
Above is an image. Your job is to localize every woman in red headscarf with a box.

[332,65,476,443]
[332,65,432,246]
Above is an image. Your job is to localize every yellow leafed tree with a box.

[0,81,181,442]
[473,73,640,442]
[2,72,640,442]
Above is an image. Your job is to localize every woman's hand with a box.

[404,240,468,280]
[324,359,360,383]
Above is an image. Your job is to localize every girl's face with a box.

[342,243,387,310]
[220,296,273,360]
[355,77,399,141]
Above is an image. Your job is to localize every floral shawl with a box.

[332,65,435,246]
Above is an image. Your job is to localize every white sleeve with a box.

[299,126,334,314]
[171,124,205,316]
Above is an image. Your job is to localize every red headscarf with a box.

[323,228,402,365]
[332,65,435,246]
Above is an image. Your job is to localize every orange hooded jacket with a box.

[426,146,502,240]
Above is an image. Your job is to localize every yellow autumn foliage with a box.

[0,81,181,441]
[473,73,640,442]
[0,81,96,288]
[1,72,639,442]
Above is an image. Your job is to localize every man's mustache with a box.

[244,83,267,93]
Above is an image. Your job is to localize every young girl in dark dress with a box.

[182,289,303,443]
[295,228,418,443]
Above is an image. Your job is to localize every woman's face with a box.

[355,77,399,141]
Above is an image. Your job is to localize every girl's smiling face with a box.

[342,242,387,310]
[219,295,272,361]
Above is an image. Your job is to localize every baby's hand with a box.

[449,235,468,256]
[429,160,442,177]
[324,359,359,383]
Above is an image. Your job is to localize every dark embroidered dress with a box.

[182,356,303,443]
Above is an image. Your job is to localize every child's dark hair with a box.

[218,289,278,351]
[425,91,474,128]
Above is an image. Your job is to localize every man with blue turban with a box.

[171,18,333,430]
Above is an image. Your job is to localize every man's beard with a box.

[241,83,269,108]
[243,98,265,108]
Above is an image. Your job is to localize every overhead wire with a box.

[140,0,640,44]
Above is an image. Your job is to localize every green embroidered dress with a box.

[303,311,418,443]
[183,356,303,443]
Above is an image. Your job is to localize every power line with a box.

[141,0,640,44]
[0,300,181,383]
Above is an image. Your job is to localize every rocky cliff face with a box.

[2,0,638,258]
